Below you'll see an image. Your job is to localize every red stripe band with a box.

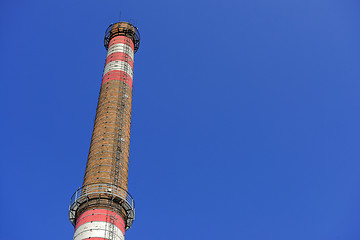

[102,70,133,88]
[75,209,125,234]
[105,52,134,68]
[109,36,134,50]
[79,238,108,240]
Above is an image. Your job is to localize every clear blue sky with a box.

[1,0,360,239]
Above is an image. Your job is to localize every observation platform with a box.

[69,183,135,230]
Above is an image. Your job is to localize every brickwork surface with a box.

[83,29,135,193]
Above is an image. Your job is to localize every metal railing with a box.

[104,22,140,52]
[69,183,135,230]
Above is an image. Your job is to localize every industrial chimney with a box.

[69,21,140,240]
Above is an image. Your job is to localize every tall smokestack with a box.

[69,21,140,240]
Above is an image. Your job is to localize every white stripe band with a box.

[73,221,124,240]
[103,61,133,77]
[107,43,134,60]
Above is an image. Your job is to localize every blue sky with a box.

[1,0,360,239]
